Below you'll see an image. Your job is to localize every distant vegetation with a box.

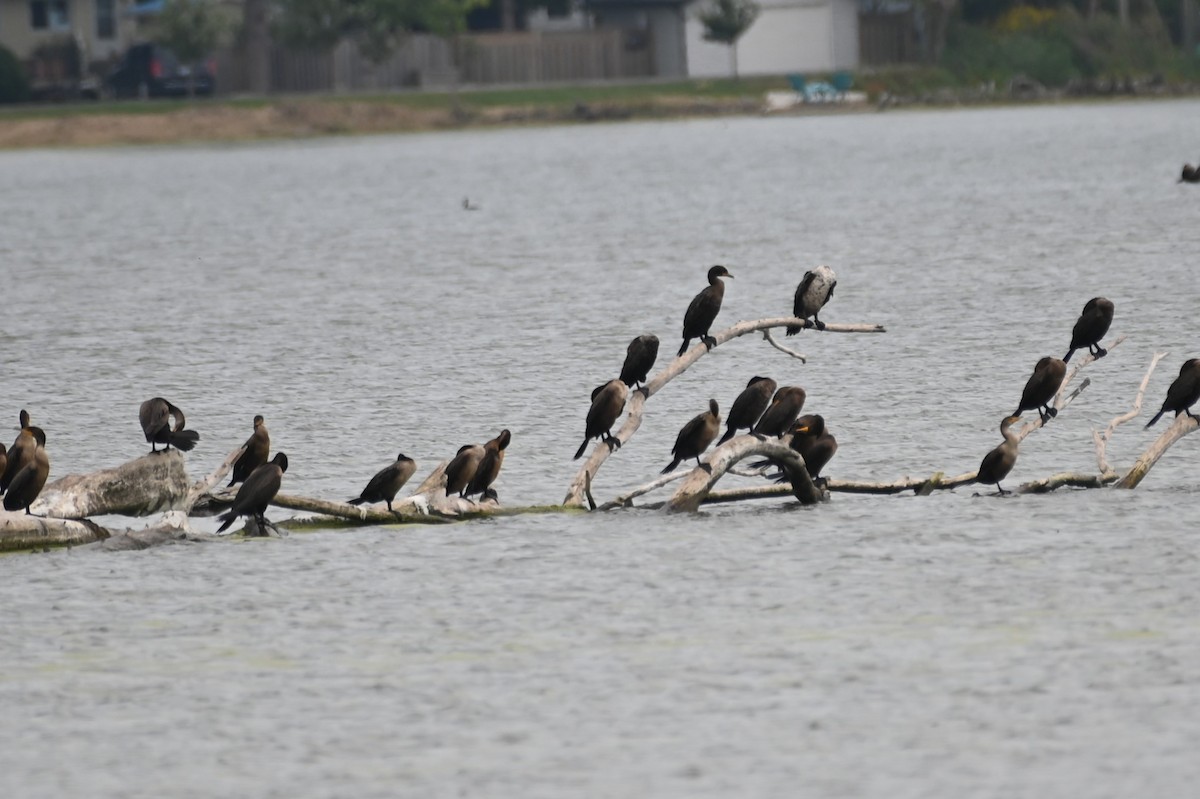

[0,44,30,104]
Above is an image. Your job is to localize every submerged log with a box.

[0,515,111,552]
[31,450,190,519]
[564,315,885,507]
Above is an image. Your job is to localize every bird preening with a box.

[975,415,1022,496]
[229,415,270,487]
[139,397,200,453]
[2,426,49,514]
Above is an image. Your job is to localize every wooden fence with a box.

[858,11,919,66]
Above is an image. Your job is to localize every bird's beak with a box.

[726,273,735,279]
[795,425,809,434]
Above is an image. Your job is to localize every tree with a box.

[276,0,487,62]
[698,0,761,79]
[154,0,230,96]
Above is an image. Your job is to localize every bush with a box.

[0,44,30,104]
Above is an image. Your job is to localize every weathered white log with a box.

[761,329,809,363]
[596,471,689,510]
[1115,413,1200,489]
[664,435,823,513]
[1093,351,1165,475]
[0,514,111,552]
[563,316,885,507]
[30,450,191,519]
[1017,471,1119,493]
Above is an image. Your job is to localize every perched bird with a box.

[1013,357,1067,423]
[574,379,629,460]
[228,415,270,487]
[975,415,1022,495]
[216,453,288,533]
[3,426,49,515]
[348,453,417,512]
[1063,297,1114,363]
[445,444,486,497]
[1180,164,1200,183]
[1,410,34,495]
[662,399,721,473]
[753,386,807,438]
[678,265,733,357]
[620,334,660,391]
[786,414,838,485]
[718,376,777,445]
[787,265,837,334]
[464,429,512,501]
[139,397,199,453]
[1145,358,1200,428]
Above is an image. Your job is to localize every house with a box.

[583,0,692,78]
[0,0,137,63]
[686,0,860,77]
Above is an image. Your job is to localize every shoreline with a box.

[1,86,1196,150]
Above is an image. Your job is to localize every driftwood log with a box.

[664,435,823,512]
[31,450,190,518]
[563,316,885,508]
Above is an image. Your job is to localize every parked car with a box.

[105,43,215,99]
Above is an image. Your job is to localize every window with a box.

[96,0,115,38]
[30,0,69,30]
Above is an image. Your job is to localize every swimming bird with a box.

[1,410,34,495]
[228,415,270,487]
[348,453,416,512]
[620,334,660,391]
[3,427,49,514]
[753,386,807,438]
[139,397,199,453]
[463,197,481,210]
[464,429,511,501]
[1063,297,1114,362]
[717,376,777,445]
[445,444,486,497]
[574,379,629,459]
[787,265,837,334]
[1180,164,1200,183]
[1013,357,1067,423]
[1145,358,1200,428]
[216,452,288,533]
[975,415,1022,495]
[678,265,733,357]
[662,399,720,473]
[786,414,838,485]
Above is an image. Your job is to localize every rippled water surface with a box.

[3,100,1200,797]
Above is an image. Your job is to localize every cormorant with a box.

[786,414,838,485]
[662,399,720,473]
[753,386,807,438]
[1145,359,1200,428]
[464,429,511,500]
[1,410,34,495]
[620,335,660,391]
[1063,297,1114,362]
[3,427,49,515]
[228,415,270,487]
[574,379,629,459]
[216,453,288,533]
[787,265,837,334]
[139,398,199,453]
[1013,357,1067,423]
[678,265,733,357]
[1180,164,1200,183]
[718,376,777,445]
[349,453,417,511]
[445,444,485,497]
[975,415,1022,495]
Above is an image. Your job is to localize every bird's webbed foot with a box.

[638,385,651,399]
[605,435,622,452]
[698,461,712,474]
[1092,345,1107,359]
[702,336,716,351]
[813,317,826,331]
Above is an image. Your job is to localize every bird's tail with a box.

[785,324,802,336]
[677,340,689,357]
[1063,349,1075,363]
[717,428,735,446]
[169,430,200,452]
[573,440,589,460]
[348,497,367,506]
[661,458,681,475]
[216,511,235,533]
[1145,409,1166,429]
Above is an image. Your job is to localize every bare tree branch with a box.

[1093,351,1166,475]
[665,434,823,512]
[1115,413,1200,489]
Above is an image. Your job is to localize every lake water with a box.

[3,99,1200,797]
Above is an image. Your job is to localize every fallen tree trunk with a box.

[563,316,885,507]
[1115,414,1200,489]
[31,450,191,519]
[0,515,111,552]
[665,435,823,513]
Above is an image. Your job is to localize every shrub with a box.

[0,44,30,104]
